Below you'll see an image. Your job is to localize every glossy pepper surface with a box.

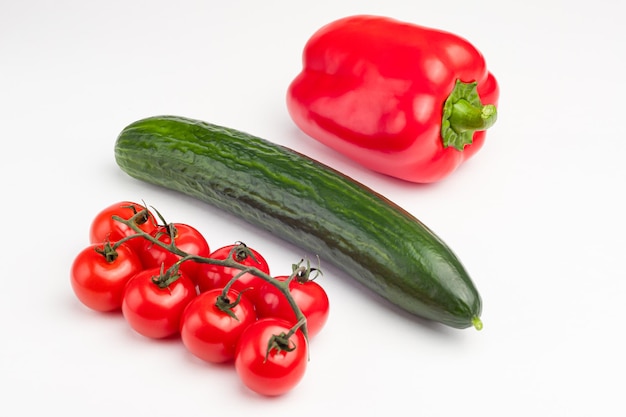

[286,15,499,183]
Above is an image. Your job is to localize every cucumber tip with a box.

[472,316,483,331]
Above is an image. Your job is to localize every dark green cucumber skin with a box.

[114,115,482,329]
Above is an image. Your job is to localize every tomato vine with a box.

[111,207,311,342]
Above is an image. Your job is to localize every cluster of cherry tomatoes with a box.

[70,201,330,396]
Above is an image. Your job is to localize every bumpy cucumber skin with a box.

[114,115,482,329]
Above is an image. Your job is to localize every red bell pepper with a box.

[286,15,499,183]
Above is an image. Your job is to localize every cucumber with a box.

[114,115,483,330]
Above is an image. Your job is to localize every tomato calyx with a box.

[264,317,307,363]
[113,208,198,270]
[233,241,260,264]
[215,291,250,321]
[94,241,119,263]
[122,201,154,227]
[110,206,158,250]
[150,206,181,243]
[265,332,297,362]
[291,257,323,284]
[150,264,183,289]
[217,243,266,294]
[222,245,265,283]
[154,221,180,242]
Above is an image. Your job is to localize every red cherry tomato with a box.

[235,318,308,396]
[139,223,210,284]
[257,275,329,339]
[180,288,257,364]
[89,201,156,252]
[196,243,270,304]
[70,242,143,312]
[122,267,197,339]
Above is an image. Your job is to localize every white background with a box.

[2,1,624,415]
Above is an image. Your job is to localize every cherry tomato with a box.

[138,223,210,285]
[196,243,270,304]
[89,201,156,253]
[122,267,197,339]
[256,275,329,339]
[70,242,143,312]
[235,318,308,396]
[180,288,257,364]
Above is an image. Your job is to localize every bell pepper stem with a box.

[449,100,497,133]
[441,79,498,151]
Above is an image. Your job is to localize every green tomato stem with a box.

[94,241,119,263]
